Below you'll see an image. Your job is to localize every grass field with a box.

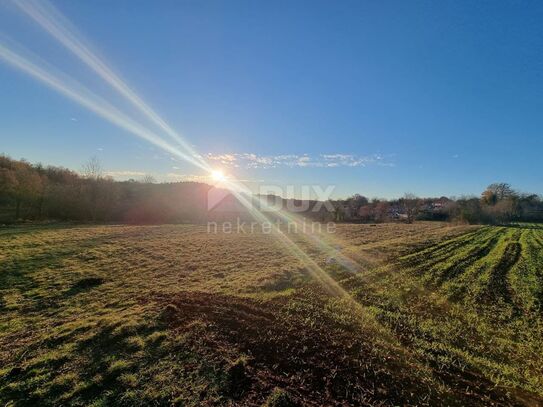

[1,222,542,406]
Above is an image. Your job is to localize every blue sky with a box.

[0,0,542,199]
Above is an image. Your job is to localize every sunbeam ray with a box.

[224,178,366,274]
[0,39,209,172]
[0,7,371,308]
[0,35,378,308]
[11,0,209,170]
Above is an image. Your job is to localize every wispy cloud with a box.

[165,173,211,182]
[206,153,394,169]
[104,170,146,178]
[104,171,211,183]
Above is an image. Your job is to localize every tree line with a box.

[0,155,212,223]
[1,155,542,225]
[337,184,543,224]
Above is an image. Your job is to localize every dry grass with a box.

[0,222,542,406]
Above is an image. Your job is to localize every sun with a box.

[211,170,226,182]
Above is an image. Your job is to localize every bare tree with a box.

[82,156,103,180]
[141,174,157,184]
[347,193,369,214]
[401,193,420,224]
[481,183,515,205]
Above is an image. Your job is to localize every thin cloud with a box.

[206,153,393,169]
[165,173,211,182]
[165,172,263,184]
[105,170,146,178]
[106,171,209,183]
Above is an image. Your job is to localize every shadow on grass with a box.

[0,232,121,310]
[65,277,105,297]
[0,316,168,406]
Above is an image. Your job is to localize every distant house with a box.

[388,205,402,219]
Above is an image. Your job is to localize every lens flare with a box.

[211,170,226,182]
[0,3,391,322]
[0,36,368,309]
[11,0,211,171]
[0,40,208,172]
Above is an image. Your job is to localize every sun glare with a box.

[211,170,226,182]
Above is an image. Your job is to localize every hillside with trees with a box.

[1,155,542,224]
[0,155,212,224]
